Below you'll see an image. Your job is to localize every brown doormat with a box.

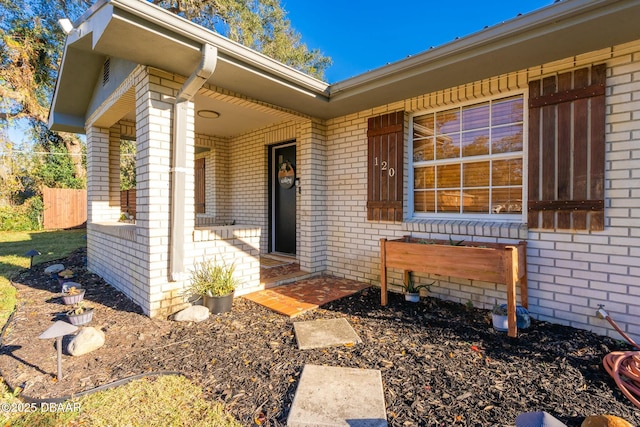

[244,276,370,317]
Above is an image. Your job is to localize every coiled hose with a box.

[598,306,640,408]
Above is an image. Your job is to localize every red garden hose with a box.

[598,305,640,408]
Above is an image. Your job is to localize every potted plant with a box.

[61,283,85,305]
[492,302,531,332]
[185,258,238,314]
[67,302,94,326]
[402,272,432,303]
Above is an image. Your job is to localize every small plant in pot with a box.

[61,283,85,305]
[67,302,94,326]
[402,272,433,303]
[185,258,238,314]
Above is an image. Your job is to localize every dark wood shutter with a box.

[367,111,404,221]
[528,64,605,231]
[195,157,205,214]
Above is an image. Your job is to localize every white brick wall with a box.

[321,41,640,342]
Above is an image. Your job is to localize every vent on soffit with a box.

[103,58,110,86]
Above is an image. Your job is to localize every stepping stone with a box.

[287,364,387,427]
[293,318,362,350]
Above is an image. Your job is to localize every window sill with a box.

[89,222,137,241]
[402,218,528,240]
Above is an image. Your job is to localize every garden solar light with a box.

[39,321,78,381]
[25,249,41,269]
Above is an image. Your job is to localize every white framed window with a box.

[410,93,525,221]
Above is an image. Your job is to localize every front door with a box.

[271,143,296,255]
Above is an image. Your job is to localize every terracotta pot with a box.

[203,292,234,314]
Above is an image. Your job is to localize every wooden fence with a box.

[120,189,136,217]
[42,187,87,230]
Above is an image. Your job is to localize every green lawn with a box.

[0,229,87,325]
[0,230,240,426]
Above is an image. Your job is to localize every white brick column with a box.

[134,67,196,316]
[135,68,173,313]
[298,119,327,273]
[86,126,120,222]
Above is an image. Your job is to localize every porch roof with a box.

[49,0,640,135]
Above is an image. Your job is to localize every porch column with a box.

[134,67,173,315]
[134,67,198,316]
[297,119,327,273]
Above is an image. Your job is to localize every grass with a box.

[2,375,242,427]
[0,229,87,326]
[0,230,240,426]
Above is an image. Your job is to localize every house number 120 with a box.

[374,157,395,177]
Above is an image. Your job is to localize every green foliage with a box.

[402,271,433,294]
[150,0,331,79]
[33,143,85,189]
[0,195,42,230]
[120,138,136,190]
[186,257,238,298]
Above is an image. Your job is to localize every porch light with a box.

[25,249,41,269]
[197,110,220,119]
[39,321,78,380]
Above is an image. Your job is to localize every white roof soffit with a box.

[50,0,640,132]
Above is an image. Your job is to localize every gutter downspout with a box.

[170,43,217,281]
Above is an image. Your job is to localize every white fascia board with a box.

[108,0,330,97]
[329,0,635,98]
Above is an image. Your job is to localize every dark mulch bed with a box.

[2,248,640,426]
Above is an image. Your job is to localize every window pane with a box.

[414,190,435,213]
[436,108,460,135]
[492,159,523,186]
[462,102,489,131]
[492,188,522,214]
[463,161,490,187]
[461,189,489,213]
[462,129,489,157]
[492,96,523,126]
[437,164,460,188]
[411,94,524,218]
[413,114,434,138]
[492,125,523,154]
[414,166,435,189]
[435,133,460,160]
[438,190,461,212]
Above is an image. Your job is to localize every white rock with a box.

[68,327,105,356]
[173,305,209,322]
[44,264,65,274]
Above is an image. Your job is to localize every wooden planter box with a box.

[380,236,528,337]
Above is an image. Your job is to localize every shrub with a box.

[0,196,43,231]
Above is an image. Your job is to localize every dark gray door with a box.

[272,144,296,254]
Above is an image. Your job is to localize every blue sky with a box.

[283,0,554,83]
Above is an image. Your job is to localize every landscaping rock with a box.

[173,305,209,322]
[68,327,105,356]
[44,264,65,275]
